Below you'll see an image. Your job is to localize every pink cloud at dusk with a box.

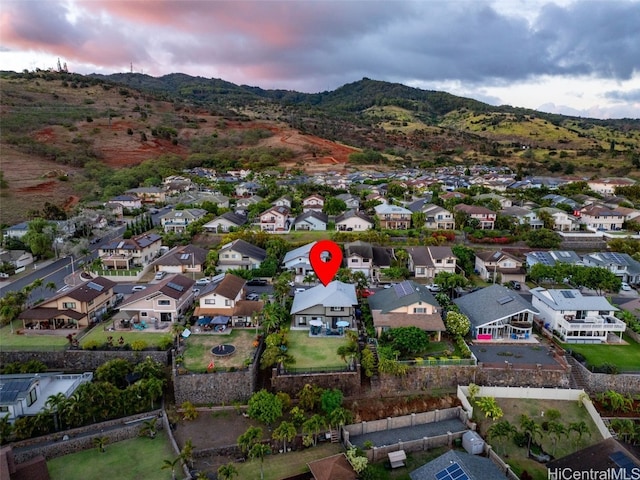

[1,0,639,118]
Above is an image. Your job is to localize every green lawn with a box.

[80,321,172,349]
[47,431,175,480]
[182,329,258,372]
[562,335,640,372]
[474,398,603,480]
[287,330,348,369]
[0,320,69,350]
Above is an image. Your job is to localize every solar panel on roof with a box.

[561,291,574,298]
[497,296,513,305]
[180,253,190,260]
[610,451,637,472]
[394,281,414,298]
[86,281,104,291]
[167,282,184,292]
[435,462,470,480]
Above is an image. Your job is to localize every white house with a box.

[335,210,374,231]
[258,206,290,232]
[407,246,456,278]
[160,208,207,233]
[302,194,325,212]
[530,287,624,343]
[203,212,248,233]
[282,242,317,282]
[293,211,328,231]
[193,274,262,327]
[217,239,267,272]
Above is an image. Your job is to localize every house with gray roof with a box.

[151,244,208,275]
[368,280,445,339]
[582,251,640,284]
[203,211,248,233]
[474,251,526,284]
[335,193,360,210]
[335,210,374,232]
[453,284,538,341]
[529,287,624,343]
[293,211,328,231]
[525,250,582,268]
[98,233,163,270]
[409,449,506,480]
[160,208,207,233]
[282,242,317,282]
[217,239,267,272]
[374,204,412,230]
[343,241,392,282]
[407,246,456,279]
[290,281,358,330]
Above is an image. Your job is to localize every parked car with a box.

[247,279,267,286]
[294,288,306,294]
[154,271,166,280]
[359,289,375,298]
[246,293,260,301]
[426,284,441,292]
[620,282,632,291]
[0,272,9,279]
[195,277,211,286]
[508,281,521,290]
[132,285,147,292]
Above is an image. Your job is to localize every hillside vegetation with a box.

[1,70,639,226]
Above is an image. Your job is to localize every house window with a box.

[351,258,358,263]
[447,259,454,264]
[62,302,76,309]
[363,258,370,263]
[204,299,216,305]
[158,300,170,306]
[413,308,427,313]
[330,307,344,312]
[88,300,94,306]
[141,312,148,317]
[436,259,442,264]
[0,406,8,413]
[27,388,37,407]
[225,300,232,306]
[299,316,307,325]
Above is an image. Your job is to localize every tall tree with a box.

[272,420,296,453]
[249,443,271,480]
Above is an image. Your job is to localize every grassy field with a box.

[286,330,349,369]
[0,320,69,350]
[182,329,258,372]
[47,432,175,480]
[562,335,640,372]
[80,321,173,349]
[474,398,603,480]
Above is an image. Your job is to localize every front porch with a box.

[474,317,534,342]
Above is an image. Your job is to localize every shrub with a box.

[131,340,148,351]
[83,339,101,350]
[157,336,173,350]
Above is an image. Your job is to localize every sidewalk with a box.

[1,257,59,287]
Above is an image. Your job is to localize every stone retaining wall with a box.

[0,349,170,370]
[567,356,640,394]
[173,364,257,405]
[271,368,361,397]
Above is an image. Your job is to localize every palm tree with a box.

[93,435,109,453]
[249,443,271,480]
[45,392,68,431]
[302,414,327,446]
[180,438,195,469]
[272,420,297,453]
[519,414,542,455]
[144,377,165,409]
[303,273,317,286]
[161,456,181,480]
[0,414,13,445]
[171,322,186,348]
[217,462,238,480]
[328,407,352,439]
[238,426,262,456]
[568,421,590,448]
[546,420,567,455]
[487,420,516,455]
[139,419,158,439]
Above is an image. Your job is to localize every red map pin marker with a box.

[309,240,343,287]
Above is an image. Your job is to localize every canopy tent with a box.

[197,316,230,326]
[336,320,350,327]
[309,319,323,327]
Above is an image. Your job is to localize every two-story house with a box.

[151,244,208,275]
[335,193,360,210]
[99,233,163,270]
[282,242,317,282]
[423,204,456,230]
[119,274,195,324]
[302,194,325,212]
[290,281,358,330]
[579,205,625,231]
[335,210,374,231]
[587,177,635,196]
[272,195,293,209]
[259,206,290,232]
[160,208,207,233]
[235,195,264,213]
[530,287,624,343]
[407,246,456,279]
[217,239,267,272]
[526,250,582,269]
[203,212,248,233]
[536,207,580,231]
[125,186,166,204]
[374,204,412,230]
[454,204,496,230]
[367,280,445,339]
[581,251,640,284]
[454,284,538,341]
[18,276,116,330]
[193,274,262,328]
[344,241,393,282]
[475,250,526,284]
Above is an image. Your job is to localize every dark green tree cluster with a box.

[528,263,621,294]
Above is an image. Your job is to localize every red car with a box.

[359,289,375,298]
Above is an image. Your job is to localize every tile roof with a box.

[290,281,357,314]
[66,276,116,302]
[219,239,267,261]
[368,281,438,314]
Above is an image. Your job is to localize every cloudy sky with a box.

[2,0,639,119]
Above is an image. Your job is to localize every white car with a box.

[426,284,441,292]
[620,282,632,291]
[195,277,211,286]
[154,271,166,280]
[0,272,9,279]
[132,285,147,292]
